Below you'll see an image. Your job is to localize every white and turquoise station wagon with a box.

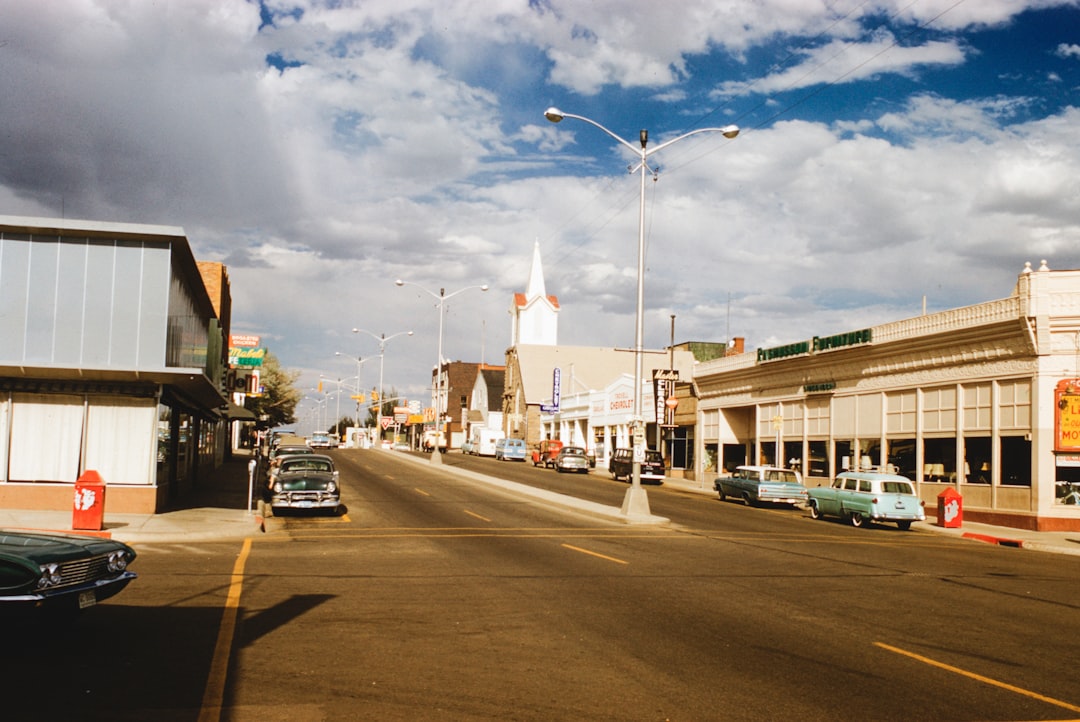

[714,465,808,506]
[807,470,926,530]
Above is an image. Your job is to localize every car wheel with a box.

[849,511,864,528]
[897,520,912,531]
[718,487,727,502]
[809,501,822,519]
[741,492,754,507]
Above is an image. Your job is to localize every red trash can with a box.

[73,470,106,531]
[936,487,962,528]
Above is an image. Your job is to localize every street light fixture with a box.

[395,279,489,464]
[352,328,413,438]
[544,106,739,518]
[334,352,372,429]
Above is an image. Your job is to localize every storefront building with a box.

[0,216,230,514]
[694,261,1080,532]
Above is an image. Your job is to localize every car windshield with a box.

[644,451,662,463]
[563,447,586,456]
[765,470,800,483]
[283,459,333,473]
[881,481,914,494]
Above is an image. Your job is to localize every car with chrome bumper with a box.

[714,465,808,506]
[807,470,926,529]
[554,446,590,473]
[269,454,341,513]
[609,448,666,484]
[0,530,136,611]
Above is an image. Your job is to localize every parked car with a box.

[0,529,136,611]
[260,443,314,484]
[495,438,527,461]
[308,432,332,449]
[807,470,926,529]
[609,448,665,484]
[269,454,340,513]
[714,465,808,507]
[460,438,476,455]
[555,446,590,474]
[532,439,564,468]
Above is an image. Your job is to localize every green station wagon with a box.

[714,465,808,506]
[807,470,926,530]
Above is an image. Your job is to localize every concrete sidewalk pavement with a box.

[2,448,1080,557]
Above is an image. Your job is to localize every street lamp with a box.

[353,328,413,437]
[334,352,372,429]
[544,107,739,518]
[396,279,489,464]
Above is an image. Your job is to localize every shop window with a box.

[703,443,718,474]
[998,380,1031,430]
[922,386,957,433]
[963,437,991,484]
[886,391,916,434]
[1056,465,1080,504]
[783,440,802,469]
[922,437,956,482]
[1000,436,1031,486]
[807,440,829,478]
[887,438,916,478]
[859,439,881,470]
[760,441,777,467]
[963,383,992,431]
[835,440,853,471]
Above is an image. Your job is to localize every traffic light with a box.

[371,390,379,402]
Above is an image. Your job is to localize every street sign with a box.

[379,416,392,430]
[540,404,558,414]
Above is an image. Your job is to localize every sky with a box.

[2,0,1079,431]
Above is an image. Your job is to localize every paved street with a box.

[7,449,1080,721]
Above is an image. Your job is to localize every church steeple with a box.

[511,241,559,346]
[526,240,546,299]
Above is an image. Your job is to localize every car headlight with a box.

[273,482,283,493]
[327,481,337,493]
[107,550,129,573]
[37,562,62,588]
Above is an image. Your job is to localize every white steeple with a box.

[511,241,559,346]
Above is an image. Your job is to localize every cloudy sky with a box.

[2,0,1079,429]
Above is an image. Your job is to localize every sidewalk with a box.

[3,451,1080,556]
[0,449,265,544]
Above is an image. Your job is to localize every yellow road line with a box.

[413,488,431,496]
[561,543,629,565]
[464,509,492,522]
[876,642,1080,714]
[198,537,252,722]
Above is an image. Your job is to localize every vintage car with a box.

[308,432,333,449]
[807,470,926,529]
[554,446,591,474]
[261,443,314,484]
[714,465,808,506]
[609,448,665,484]
[0,529,136,610]
[532,439,564,468]
[269,453,341,513]
[495,438,527,461]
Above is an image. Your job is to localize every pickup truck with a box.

[807,470,926,530]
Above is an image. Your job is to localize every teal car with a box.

[807,470,926,530]
[714,465,807,506]
[495,438,527,461]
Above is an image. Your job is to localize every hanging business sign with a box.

[653,369,678,427]
[541,367,561,414]
[1054,379,1080,452]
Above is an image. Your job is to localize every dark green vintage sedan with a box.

[0,530,137,610]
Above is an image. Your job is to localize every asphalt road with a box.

[7,449,1080,721]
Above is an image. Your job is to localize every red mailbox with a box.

[936,486,962,528]
[73,470,106,531]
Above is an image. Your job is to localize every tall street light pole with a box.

[335,352,369,429]
[544,107,739,518]
[353,328,413,438]
[396,280,489,464]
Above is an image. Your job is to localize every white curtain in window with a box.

[0,394,9,482]
[85,398,156,485]
[9,393,84,482]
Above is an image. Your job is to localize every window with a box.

[887,391,917,434]
[963,437,991,484]
[888,438,916,478]
[808,440,829,478]
[668,426,694,469]
[1000,436,1031,486]
[922,437,956,482]
[922,386,957,432]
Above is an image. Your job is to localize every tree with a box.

[244,351,303,429]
